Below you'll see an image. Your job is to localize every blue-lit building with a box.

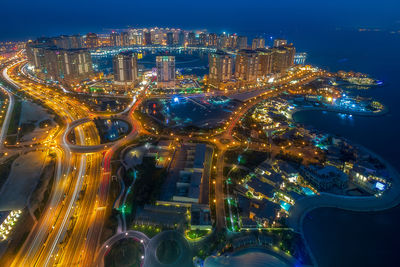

[294,52,307,65]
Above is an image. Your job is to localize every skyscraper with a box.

[208,33,218,47]
[218,33,228,49]
[256,48,273,78]
[128,29,143,46]
[178,31,185,46]
[121,32,130,47]
[273,39,287,47]
[271,44,296,73]
[85,33,99,48]
[110,32,121,47]
[228,35,237,49]
[54,35,84,49]
[237,36,248,50]
[188,32,196,46]
[208,50,234,89]
[167,32,174,46]
[199,33,208,46]
[113,51,138,85]
[235,49,259,83]
[144,32,152,45]
[26,44,93,84]
[252,38,265,50]
[156,56,175,88]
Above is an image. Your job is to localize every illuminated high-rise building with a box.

[199,33,208,46]
[237,36,248,50]
[113,51,138,85]
[85,33,99,48]
[256,48,273,77]
[273,38,287,47]
[235,49,259,83]
[128,29,143,45]
[218,33,228,49]
[144,31,152,45]
[178,31,185,46]
[294,52,307,65]
[121,32,130,47]
[54,35,84,49]
[208,33,218,47]
[208,50,234,89]
[156,56,175,88]
[271,44,296,73]
[228,34,237,49]
[252,38,265,49]
[167,32,174,46]
[27,43,93,84]
[110,32,121,47]
[188,32,196,46]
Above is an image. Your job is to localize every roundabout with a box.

[64,116,134,153]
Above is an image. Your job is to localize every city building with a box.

[349,166,388,195]
[294,52,307,65]
[144,31,152,45]
[53,35,84,49]
[166,32,174,46]
[208,33,218,47]
[156,55,175,88]
[256,48,273,78]
[235,49,259,83]
[199,33,208,46]
[252,38,265,50]
[273,38,287,47]
[229,34,237,49]
[208,50,234,89]
[218,33,228,49]
[85,33,99,48]
[128,29,143,45]
[121,32,130,47]
[178,31,185,46]
[237,36,248,50]
[27,45,93,84]
[300,165,348,191]
[272,44,296,73]
[110,32,121,47]
[97,33,112,46]
[112,51,138,86]
[188,32,196,46]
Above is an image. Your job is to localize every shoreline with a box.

[290,105,388,119]
[287,141,400,266]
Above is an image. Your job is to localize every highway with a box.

[0,52,323,266]
[0,81,14,149]
[1,59,108,267]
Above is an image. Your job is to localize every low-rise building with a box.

[300,165,348,191]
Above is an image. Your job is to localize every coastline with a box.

[287,141,400,266]
[289,105,388,119]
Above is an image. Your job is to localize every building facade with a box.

[252,38,265,50]
[235,49,259,83]
[256,48,273,78]
[112,51,138,85]
[273,39,287,47]
[156,56,175,88]
[26,43,93,84]
[208,51,234,89]
[85,33,99,48]
[110,32,121,47]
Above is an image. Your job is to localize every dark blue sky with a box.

[1,0,399,40]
